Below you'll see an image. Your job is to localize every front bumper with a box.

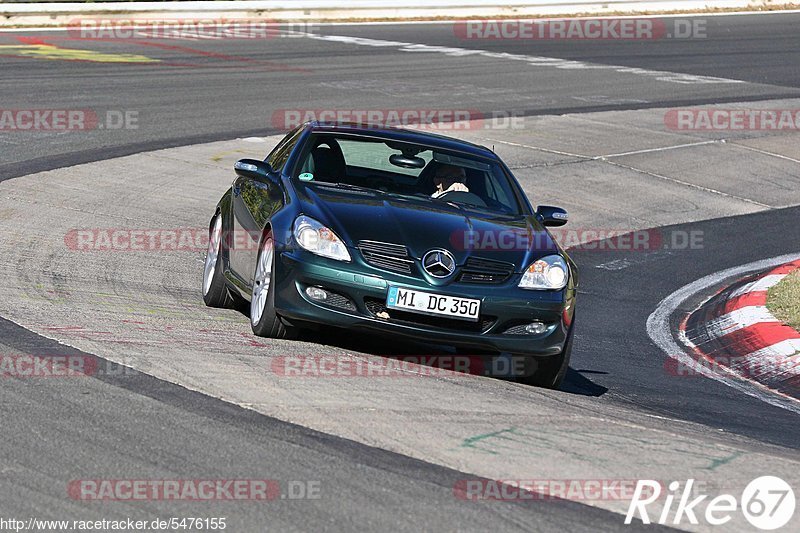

[273,250,575,356]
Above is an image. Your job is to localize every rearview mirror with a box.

[234,159,273,180]
[389,153,426,169]
[536,205,568,227]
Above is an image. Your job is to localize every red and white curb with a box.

[677,260,800,397]
[647,253,800,414]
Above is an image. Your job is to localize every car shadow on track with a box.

[287,324,608,397]
[561,369,608,397]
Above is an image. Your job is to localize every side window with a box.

[482,174,496,202]
[297,139,337,177]
[266,126,303,172]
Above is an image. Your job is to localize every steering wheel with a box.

[436,190,488,208]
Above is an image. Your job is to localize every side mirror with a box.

[536,205,568,227]
[234,159,273,181]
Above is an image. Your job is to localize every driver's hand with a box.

[432,182,469,198]
[447,183,469,193]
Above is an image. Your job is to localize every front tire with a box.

[250,233,298,339]
[519,323,574,389]
[203,214,233,308]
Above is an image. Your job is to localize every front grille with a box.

[364,297,495,333]
[503,323,532,335]
[324,292,357,311]
[458,257,515,284]
[303,285,357,312]
[358,240,414,274]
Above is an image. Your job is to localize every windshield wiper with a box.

[324,182,409,198]
[315,182,376,193]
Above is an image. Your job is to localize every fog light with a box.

[305,286,328,301]
[524,322,546,335]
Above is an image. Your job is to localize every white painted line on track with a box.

[303,32,745,85]
[600,140,720,159]
[484,136,772,207]
[732,143,800,165]
[482,137,590,160]
[646,252,800,414]
[603,159,772,207]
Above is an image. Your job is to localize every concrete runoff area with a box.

[2,99,800,529]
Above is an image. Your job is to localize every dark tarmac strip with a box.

[569,205,800,448]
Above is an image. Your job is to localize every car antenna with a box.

[492,144,495,153]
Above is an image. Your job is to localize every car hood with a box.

[295,183,561,272]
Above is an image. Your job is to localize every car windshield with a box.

[292,133,523,215]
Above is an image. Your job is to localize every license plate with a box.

[386,286,481,322]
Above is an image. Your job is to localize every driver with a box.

[432,164,469,198]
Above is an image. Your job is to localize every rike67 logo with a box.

[626,477,795,530]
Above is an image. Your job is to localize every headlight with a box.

[519,255,569,290]
[293,215,351,262]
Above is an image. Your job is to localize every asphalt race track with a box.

[4,13,800,176]
[1,11,800,532]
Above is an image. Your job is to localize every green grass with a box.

[767,270,800,331]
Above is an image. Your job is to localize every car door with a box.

[230,126,303,284]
